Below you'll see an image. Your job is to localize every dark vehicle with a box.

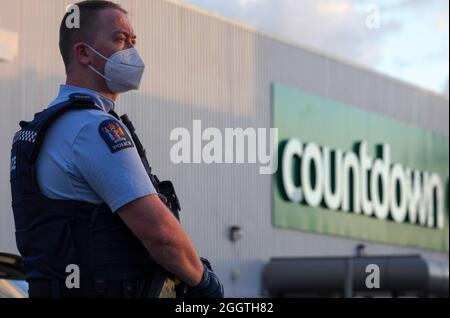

[0,252,28,298]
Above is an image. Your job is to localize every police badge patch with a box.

[99,120,135,153]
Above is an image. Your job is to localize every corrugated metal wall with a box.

[1,0,448,297]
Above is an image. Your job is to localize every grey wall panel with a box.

[0,0,448,297]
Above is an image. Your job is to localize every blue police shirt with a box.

[36,84,157,212]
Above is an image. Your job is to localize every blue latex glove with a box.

[186,258,224,298]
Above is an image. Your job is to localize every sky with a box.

[181,0,449,97]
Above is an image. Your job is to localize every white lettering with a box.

[279,139,446,228]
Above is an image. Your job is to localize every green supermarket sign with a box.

[272,83,449,251]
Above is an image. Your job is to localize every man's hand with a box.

[185,258,225,298]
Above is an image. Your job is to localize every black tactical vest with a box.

[10,94,158,286]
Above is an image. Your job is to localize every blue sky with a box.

[181,0,449,96]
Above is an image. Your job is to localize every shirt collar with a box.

[49,84,115,112]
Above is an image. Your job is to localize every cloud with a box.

[277,0,404,66]
[237,0,264,7]
[380,0,443,11]
[317,1,352,15]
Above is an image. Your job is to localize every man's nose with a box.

[125,40,135,49]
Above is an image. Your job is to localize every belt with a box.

[28,279,152,298]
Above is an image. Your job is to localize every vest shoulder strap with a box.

[13,93,103,162]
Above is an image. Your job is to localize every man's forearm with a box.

[117,194,205,287]
[142,219,204,286]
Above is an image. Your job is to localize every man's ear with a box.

[73,43,91,66]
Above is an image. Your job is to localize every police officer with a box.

[10,0,223,298]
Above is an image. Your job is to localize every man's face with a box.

[86,9,137,89]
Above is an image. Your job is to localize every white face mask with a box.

[85,43,146,93]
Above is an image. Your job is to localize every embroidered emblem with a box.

[99,120,134,153]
